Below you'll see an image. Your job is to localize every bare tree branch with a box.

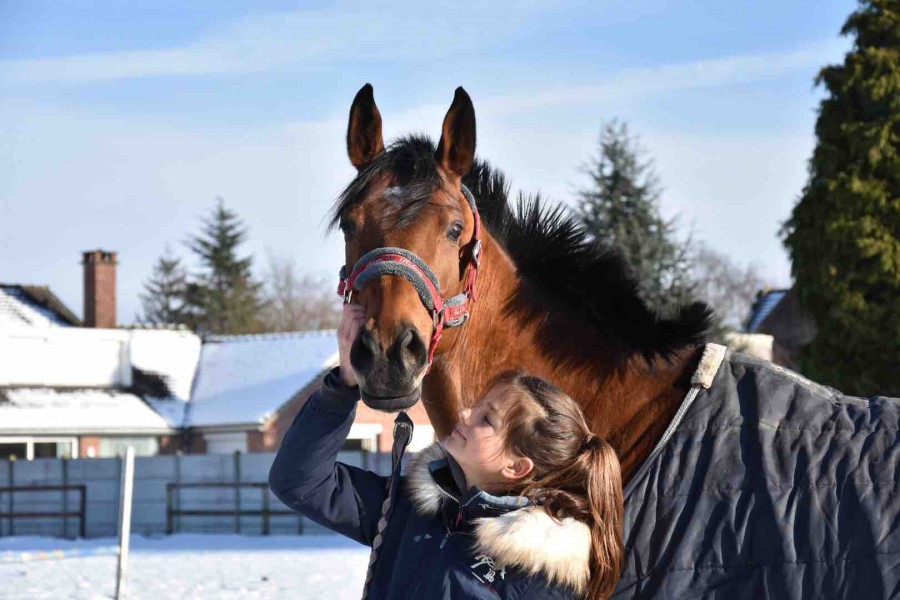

[260,253,342,332]
[691,243,768,331]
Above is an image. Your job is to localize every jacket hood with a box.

[405,443,593,595]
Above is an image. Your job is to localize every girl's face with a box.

[442,384,534,492]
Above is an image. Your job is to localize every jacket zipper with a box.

[440,507,464,549]
[434,474,483,550]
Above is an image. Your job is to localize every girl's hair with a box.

[489,369,624,600]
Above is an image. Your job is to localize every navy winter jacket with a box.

[268,367,591,599]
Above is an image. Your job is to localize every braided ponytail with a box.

[485,370,624,599]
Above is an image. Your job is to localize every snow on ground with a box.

[0,534,369,600]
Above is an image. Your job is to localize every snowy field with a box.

[0,534,369,600]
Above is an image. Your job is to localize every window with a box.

[342,439,365,451]
[33,443,59,458]
[0,438,76,460]
[0,443,27,460]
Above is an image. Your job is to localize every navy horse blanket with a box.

[613,344,900,599]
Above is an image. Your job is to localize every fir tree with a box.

[138,246,188,325]
[185,197,267,335]
[575,120,695,315]
[782,0,900,395]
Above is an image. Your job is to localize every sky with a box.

[0,0,859,324]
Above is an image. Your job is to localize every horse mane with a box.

[331,134,712,360]
[463,160,712,361]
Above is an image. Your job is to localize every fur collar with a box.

[405,443,592,594]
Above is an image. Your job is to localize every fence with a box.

[0,450,396,538]
[0,484,86,537]
[165,482,300,535]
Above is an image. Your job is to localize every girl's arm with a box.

[268,303,387,547]
[268,365,388,546]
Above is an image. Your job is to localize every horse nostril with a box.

[350,329,378,375]
[391,326,427,371]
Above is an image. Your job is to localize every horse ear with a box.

[435,87,476,178]
[347,83,385,171]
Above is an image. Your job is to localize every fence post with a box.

[234,451,241,534]
[62,456,70,538]
[78,485,86,538]
[174,453,182,533]
[115,447,135,600]
[8,458,14,537]
[165,484,173,535]
[261,486,270,536]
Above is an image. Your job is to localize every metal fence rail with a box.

[0,484,87,538]
[165,482,300,535]
[0,450,380,537]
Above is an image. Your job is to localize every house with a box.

[1,249,436,459]
[0,284,81,328]
[183,331,435,454]
[0,262,201,459]
[742,288,817,370]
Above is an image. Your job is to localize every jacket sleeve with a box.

[268,366,387,547]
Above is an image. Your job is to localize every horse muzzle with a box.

[350,327,428,411]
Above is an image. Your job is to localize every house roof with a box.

[744,289,789,333]
[186,330,339,429]
[0,325,202,434]
[0,285,81,327]
[0,388,173,435]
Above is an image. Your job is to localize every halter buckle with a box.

[339,279,354,304]
[471,239,482,266]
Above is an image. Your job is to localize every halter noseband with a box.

[337,184,482,372]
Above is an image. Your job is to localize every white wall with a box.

[0,327,129,387]
[204,432,247,454]
[0,326,201,397]
[408,425,436,453]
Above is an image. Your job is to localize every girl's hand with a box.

[338,303,366,387]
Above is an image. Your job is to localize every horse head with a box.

[332,84,481,413]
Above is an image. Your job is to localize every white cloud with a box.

[0,5,539,85]
[477,39,847,114]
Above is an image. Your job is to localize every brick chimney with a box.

[82,250,118,328]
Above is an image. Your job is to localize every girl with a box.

[269,304,624,599]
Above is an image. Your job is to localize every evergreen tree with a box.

[138,246,188,325]
[782,0,900,396]
[185,197,267,335]
[575,120,695,315]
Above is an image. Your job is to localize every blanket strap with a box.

[623,343,727,502]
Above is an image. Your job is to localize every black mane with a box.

[330,135,712,360]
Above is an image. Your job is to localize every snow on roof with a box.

[0,388,173,434]
[0,286,75,328]
[144,396,189,428]
[745,289,789,332]
[186,330,339,428]
[129,329,201,401]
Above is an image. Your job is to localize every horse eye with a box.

[447,222,464,242]
[339,219,356,238]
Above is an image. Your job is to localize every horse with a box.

[329,84,900,598]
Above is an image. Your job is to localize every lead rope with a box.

[360,411,414,600]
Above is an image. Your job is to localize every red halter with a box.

[337,184,482,371]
